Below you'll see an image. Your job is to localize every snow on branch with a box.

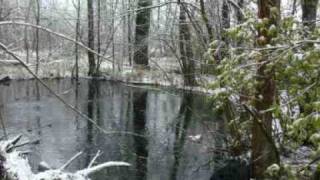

[0,136,130,180]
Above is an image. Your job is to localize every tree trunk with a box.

[0,0,3,21]
[133,0,152,67]
[300,0,318,113]
[252,0,280,178]
[179,1,197,86]
[74,0,81,80]
[87,0,96,76]
[237,0,244,23]
[291,0,297,15]
[24,0,32,64]
[96,0,101,73]
[221,0,230,42]
[301,0,319,32]
[35,0,40,75]
[199,0,213,41]
[127,0,133,66]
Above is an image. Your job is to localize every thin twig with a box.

[60,151,83,170]
[88,150,102,168]
[7,139,40,152]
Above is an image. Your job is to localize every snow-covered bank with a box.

[0,55,218,95]
[0,135,130,180]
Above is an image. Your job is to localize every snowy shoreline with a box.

[0,67,218,96]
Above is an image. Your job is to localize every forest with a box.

[0,0,319,179]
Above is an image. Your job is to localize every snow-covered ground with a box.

[0,53,217,94]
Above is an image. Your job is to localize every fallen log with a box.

[0,135,130,180]
[0,60,21,66]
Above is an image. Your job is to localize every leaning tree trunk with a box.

[87,0,96,76]
[252,0,280,178]
[179,1,197,86]
[133,0,152,68]
[301,0,319,32]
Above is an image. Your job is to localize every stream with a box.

[0,79,250,180]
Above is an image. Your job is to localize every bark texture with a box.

[237,0,244,23]
[134,0,152,67]
[179,2,197,86]
[301,0,319,31]
[252,0,280,178]
[199,0,213,41]
[87,0,96,76]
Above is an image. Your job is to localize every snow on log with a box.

[0,60,21,66]
[77,161,131,176]
[0,136,130,180]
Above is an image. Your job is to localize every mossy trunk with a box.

[252,0,280,178]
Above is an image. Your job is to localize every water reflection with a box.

[133,91,148,180]
[170,93,193,180]
[86,79,100,168]
[0,79,243,180]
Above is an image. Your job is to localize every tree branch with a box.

[0,21,113,63]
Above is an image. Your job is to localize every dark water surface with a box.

[0,79,247,180]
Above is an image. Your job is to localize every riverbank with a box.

[0,54,218,95]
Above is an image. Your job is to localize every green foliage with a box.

[206,12,320,178]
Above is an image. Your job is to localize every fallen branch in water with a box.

[0,135,130,180]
